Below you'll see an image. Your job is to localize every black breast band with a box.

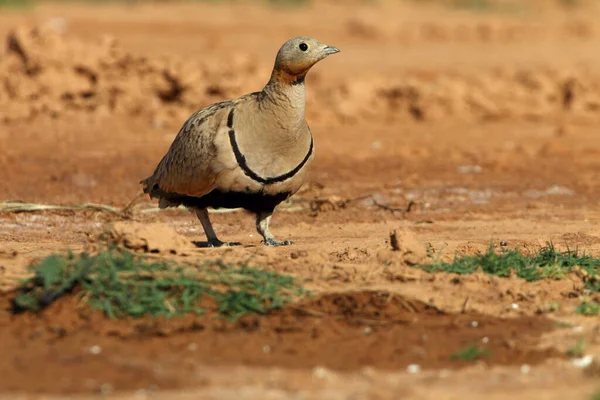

[226,108,313,185]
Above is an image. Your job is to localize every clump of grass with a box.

[567,337,586,357]
[0,0,33,9]
[554,321,574,329]
[12,248,306,320]
[451,344,489,361]
[415,242,600,290]
[408,0,526,13]
[576,300,600,316]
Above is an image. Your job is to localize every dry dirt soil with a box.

[2,0,600,398]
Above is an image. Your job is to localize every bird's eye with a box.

[299,43,309,52]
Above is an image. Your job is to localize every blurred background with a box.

[0,0,598,217]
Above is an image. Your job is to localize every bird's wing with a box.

[141,100,236,199]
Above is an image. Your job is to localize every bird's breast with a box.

[229,124,314,186]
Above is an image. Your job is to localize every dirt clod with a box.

[386,228,429,266]
[102,222,193,255]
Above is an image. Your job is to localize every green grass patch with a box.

[451,344,489,361]
[408,0,586,13]
[415,243,600,290]
[566,337,586,357]
[576,300,600,316]
[12,248,307,320]
[0,0,33,9]
[554,321,574,329]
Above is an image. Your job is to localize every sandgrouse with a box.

[141,37,340,247]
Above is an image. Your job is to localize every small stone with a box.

[364,327,373,335]
[99,383,113,395]
[263,345,271,353]
[572,355,594,368]
[511,303,519,310]
[88,345,102,355]
[152,119,165,129]
[438,369,450,378]
[406,364,421,374]
[360,366,376,377]
[471,321,479,328]
[312,366,329,379]
[457,165,482,174]
[500,241,508,247]
[520,364,531,374]
[482,337,489,344]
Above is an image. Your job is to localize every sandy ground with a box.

[2,0,600,398]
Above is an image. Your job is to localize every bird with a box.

[140,36,340,247]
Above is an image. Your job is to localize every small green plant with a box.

[12,248,306,320]
[415,242,600,291]
[451,344,489,361]
[0,0,32,9]
[576,300,600,316]
[554,321,573,329]
[566,337,586,357]
[590,390,600,400]
[409,0,526,14]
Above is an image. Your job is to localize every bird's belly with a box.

[202,189,290,213]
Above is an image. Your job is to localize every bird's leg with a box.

[195,208,240,247]
[256,211,293,247]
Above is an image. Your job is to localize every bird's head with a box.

[272,36,340,83]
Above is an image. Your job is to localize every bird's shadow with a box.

[192,241,247,248]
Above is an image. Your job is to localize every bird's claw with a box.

[207,239,242,248]
[263,238,294,247]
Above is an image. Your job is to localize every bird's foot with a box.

[207,239,242,248]
[263,238,294,247]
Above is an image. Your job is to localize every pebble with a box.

[471,321,479,328]
[88,345,102,355]
[520,364,531,374]
[438,369,450,378]
[99,383,113,395]
[312,366,329,379]
[457,165,482,174]
[406,364,421,374]
[571,355,594,368]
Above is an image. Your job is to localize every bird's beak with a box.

[323,45,340,55]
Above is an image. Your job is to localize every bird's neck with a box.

[262,71,307,130]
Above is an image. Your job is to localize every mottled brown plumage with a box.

[141,37,339,247]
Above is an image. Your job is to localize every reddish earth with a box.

[0,291,561,394]
[1,0,600,398]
